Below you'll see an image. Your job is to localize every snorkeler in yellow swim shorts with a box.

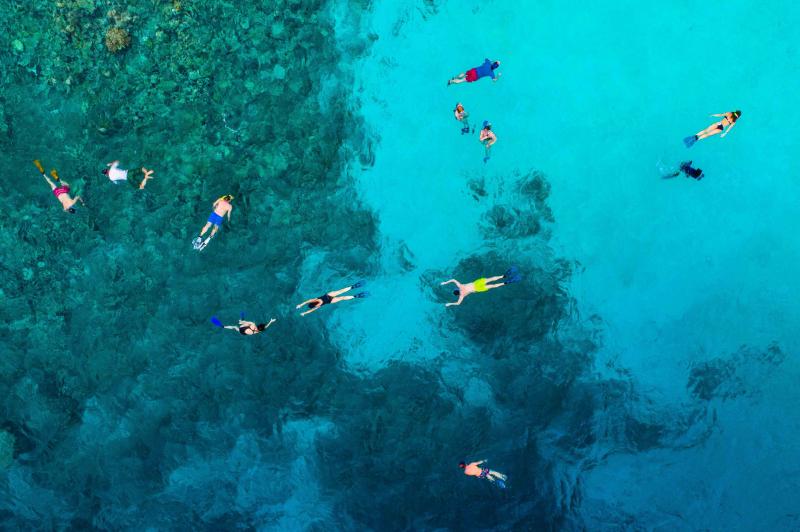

[440,266,522,307]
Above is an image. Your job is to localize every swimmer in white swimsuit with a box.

[103,160,154,189]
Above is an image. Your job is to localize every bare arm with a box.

[139,168,154,189]
[296,299,316,308]
[227,207,232,221]
[446,294,464,307]
[720,121,737,138]
[300,306,320,317]
[440,279,458,286]
[265,318,277,329]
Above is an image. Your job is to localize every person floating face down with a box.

[684,110,741,147]
[34,160,83,214]
[664,161,704,180]
[448,59,501,85]
[296,281,369,316]
[195,195,234,249]
[103,160,155,189]
[440,266,521,307]
[479,121,497,162]
[459,460,507,488]
[454,103,471,134]
[226,318,277,335]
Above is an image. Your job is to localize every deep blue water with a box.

[1,0,799,530]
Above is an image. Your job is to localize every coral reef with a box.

[104,27,130,53]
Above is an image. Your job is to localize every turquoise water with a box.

[2,0,799,529]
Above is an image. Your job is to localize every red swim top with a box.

[53,186,70,197]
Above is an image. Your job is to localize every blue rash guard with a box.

[474,59,496,80]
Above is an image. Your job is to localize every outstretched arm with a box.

[300,306,320,317]
[223,325,238,331]
[227,207,232,221]
[710,113,724,117]
[139,168,154,189]
[296,299,316,308]
[445,294,464,307]
[440,279,457,286]
[720,121,737,138]
[265,318,277,329]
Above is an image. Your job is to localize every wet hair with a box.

[484,124,492,130]
[68,208,76,214]
[459,461,466,468]
[256,323,266,331]
[455,103,464,111]
[102,168,109,175]
[491,61,500,70]
[732,110,741,121]
[222,194,233,201]
[453,289,460,296]
[307,301,321,309]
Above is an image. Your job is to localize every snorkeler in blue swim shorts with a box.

[193,195,234,250]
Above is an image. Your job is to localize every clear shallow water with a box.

[1,0,799,530]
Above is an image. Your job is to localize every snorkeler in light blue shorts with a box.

[193,195,234,251]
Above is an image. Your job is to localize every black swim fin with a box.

[354,292,370,298]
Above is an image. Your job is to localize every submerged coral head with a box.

[105,27,131,53]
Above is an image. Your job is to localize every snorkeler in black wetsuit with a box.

[664,161,704,180]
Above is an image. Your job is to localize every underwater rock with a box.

[105,27,130,53]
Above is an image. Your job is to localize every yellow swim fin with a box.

[33,159,44,174]
[50,168,60,181]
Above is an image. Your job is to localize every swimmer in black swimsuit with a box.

[684,110,741,147]
[296,280,369,316]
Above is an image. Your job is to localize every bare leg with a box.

[42,174,56,190]
[331,295,355,304]
[696,123,723,140]
[209,226,219,238]
[448,72,467,85]
[199,222,211,236]
[328,285,356,297]
[489,470,507,481]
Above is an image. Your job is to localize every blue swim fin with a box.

[496,479,506,489]
[210,316,223,328]
[683,135,697,148]
[504,274,522,284]
[504,266,519,278]
[352,280,366,289]
[354,292,370,298]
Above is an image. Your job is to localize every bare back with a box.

[213,199,233,216]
